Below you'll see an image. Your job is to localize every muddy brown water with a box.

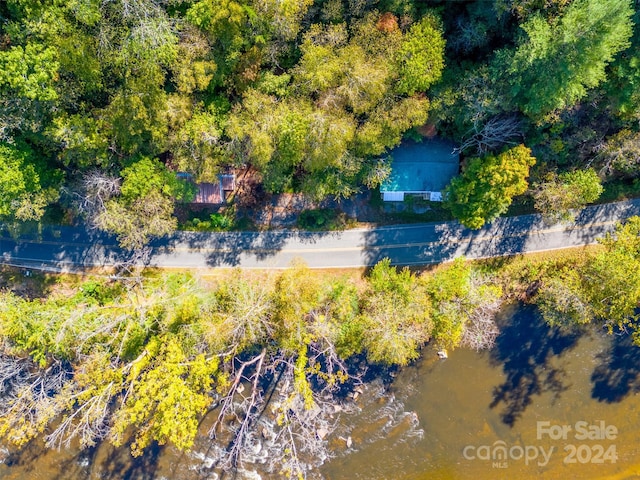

[2,304,640,479]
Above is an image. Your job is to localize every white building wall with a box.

[382,191,405,201]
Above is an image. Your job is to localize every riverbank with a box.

[1,216,640,479]
[2,302,640,480]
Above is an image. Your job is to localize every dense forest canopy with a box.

[1,0,639,237]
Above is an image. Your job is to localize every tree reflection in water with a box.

[591,331,640,403]
[489,304,581,426]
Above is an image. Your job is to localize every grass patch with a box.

[297,208,354,230]
[368,186,384,208]
[599,179,640,203]
[0,265,79,299]
[377,198,454,224]
[180,206,256,232]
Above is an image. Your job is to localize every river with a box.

[2,304,640,479]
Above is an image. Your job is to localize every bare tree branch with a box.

[457,116,523,155]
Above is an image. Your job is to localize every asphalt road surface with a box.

[2,199,640,271]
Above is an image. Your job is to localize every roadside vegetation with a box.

[1,0,639,245]
[297,208,354,230]
[1,217,640,477]
[0,258,500,477]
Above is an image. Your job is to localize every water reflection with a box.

[322,304,640,479]
[489,305,581,426]
[592,331,640,403]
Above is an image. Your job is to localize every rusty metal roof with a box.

[220,174,236,191]
[194,182,223,204]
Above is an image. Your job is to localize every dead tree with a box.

[204,340,361,479]
[461,301,502,351]
[0,358,73,446]
[461,274,503,351]
[65,170,121,228]
[457,116,523,155]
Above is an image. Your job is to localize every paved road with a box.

[2,199,640,271]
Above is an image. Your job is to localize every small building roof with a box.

[177,172,236,204]
[194,182,223,204]
[381,139,459,193]
[220,174,236,191]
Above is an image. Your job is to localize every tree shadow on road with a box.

[152,228,342,268]
[456,216,539,260]
[4,223,345,270]
[359,213,545,268]
[360,221,460,267]
[1,225,136,272]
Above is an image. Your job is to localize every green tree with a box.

[96,158,195,250]
[0,274,223,451]
[48,115,109,169]
[227,89,366,196]
[170,27,217,95]
[227,90,313,191]
[185,0,253,86]
[169,108,226,182]
[103,74,170,157]
[395,13,446,96]
[497,0,633,120]
[536,268,594,330]
[0,41,60,140]
[425,258,503,350]
[294,21,395,115]
[580,217,640,339]
[272,261,322,352]
[111,336,219,455]
[119,157,193,202]
[0,43,59,102]
[532,168,603,223]
[55,26,103,99]
[446,145,536,229]
[254,0,313,43]
[359,259,432,366]
[606,52,640,121]
[604,9,640,121]
[353,96,429,157]
[0,143,57,222]
[92,1,179,158]
[429,64,512,145]
[425,259,470,350]
[597,129,640,177]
